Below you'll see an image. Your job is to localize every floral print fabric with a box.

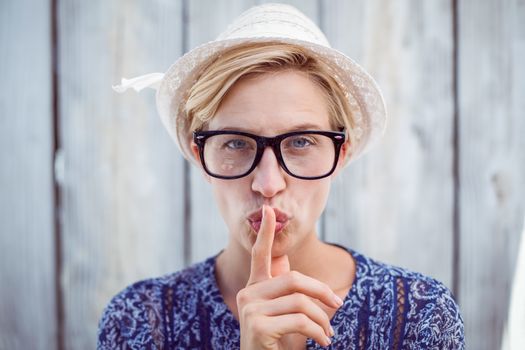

[98,246,465,349]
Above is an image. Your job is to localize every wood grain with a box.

[457,0,525,349]
[0,0,56,349]
[57,1,185,348]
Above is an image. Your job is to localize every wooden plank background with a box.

[458,0,525,348]
[56,1,186,348]
[0,1,56,349]
[1,0,523,349]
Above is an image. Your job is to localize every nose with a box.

[251,147,287,197]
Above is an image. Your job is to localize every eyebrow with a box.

[216,123,326,133]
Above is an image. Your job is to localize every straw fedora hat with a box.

[113,3,387,165]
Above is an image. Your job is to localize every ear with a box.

[190,141,212,183]
[331,140,351,179]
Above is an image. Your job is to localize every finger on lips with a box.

[248,205,276,285]
[242,204,342,347]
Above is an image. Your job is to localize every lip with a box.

[247,207,290,234]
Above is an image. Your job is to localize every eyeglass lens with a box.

[202,133,336,178]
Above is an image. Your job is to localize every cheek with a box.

[210,179,252,226]
[292,180,331,225]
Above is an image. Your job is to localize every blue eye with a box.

[289,136,313,148]
[225,139,248,149]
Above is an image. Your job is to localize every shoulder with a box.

[350,249,465,349]
[97,256,216,349]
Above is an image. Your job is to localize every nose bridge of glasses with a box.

[251,141,287,195]
[250,143,281,177]
[255,135,284,168]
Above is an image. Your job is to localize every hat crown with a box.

[217,3,331,48]
[145,3,387,166]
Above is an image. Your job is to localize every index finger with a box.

[247,205,276,285]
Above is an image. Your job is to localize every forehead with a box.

[208,70,331,135]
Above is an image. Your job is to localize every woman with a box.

[101,4,464,349]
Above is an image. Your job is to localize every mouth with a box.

[247,207,290,234]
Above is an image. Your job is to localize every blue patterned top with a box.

[98,246,465,349]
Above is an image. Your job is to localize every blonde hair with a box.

[185,42,356,148]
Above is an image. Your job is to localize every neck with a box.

[215,231,336,298]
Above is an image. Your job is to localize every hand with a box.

[237,205,343,349]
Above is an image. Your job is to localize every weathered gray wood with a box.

[58,1,185,348]
[458,0,525,349]
[0,1,57,349]
[323,0,455,288]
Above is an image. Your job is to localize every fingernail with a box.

[333,294,344,307]
[325,336,332,346]
[329,326,335,337]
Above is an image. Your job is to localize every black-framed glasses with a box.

[193,129,346,180]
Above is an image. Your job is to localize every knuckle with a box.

[321,312,331,326]
[247,317,264,335]
[295,314,310,331]
[241,303,258,319]
[323,285,333,299]
[316,281,332,297]
[297,292,310,304]
[236,288,249,306]
[293,293,310,309]
[287,271,302,288]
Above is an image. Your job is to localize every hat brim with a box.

[156,36,387,167]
